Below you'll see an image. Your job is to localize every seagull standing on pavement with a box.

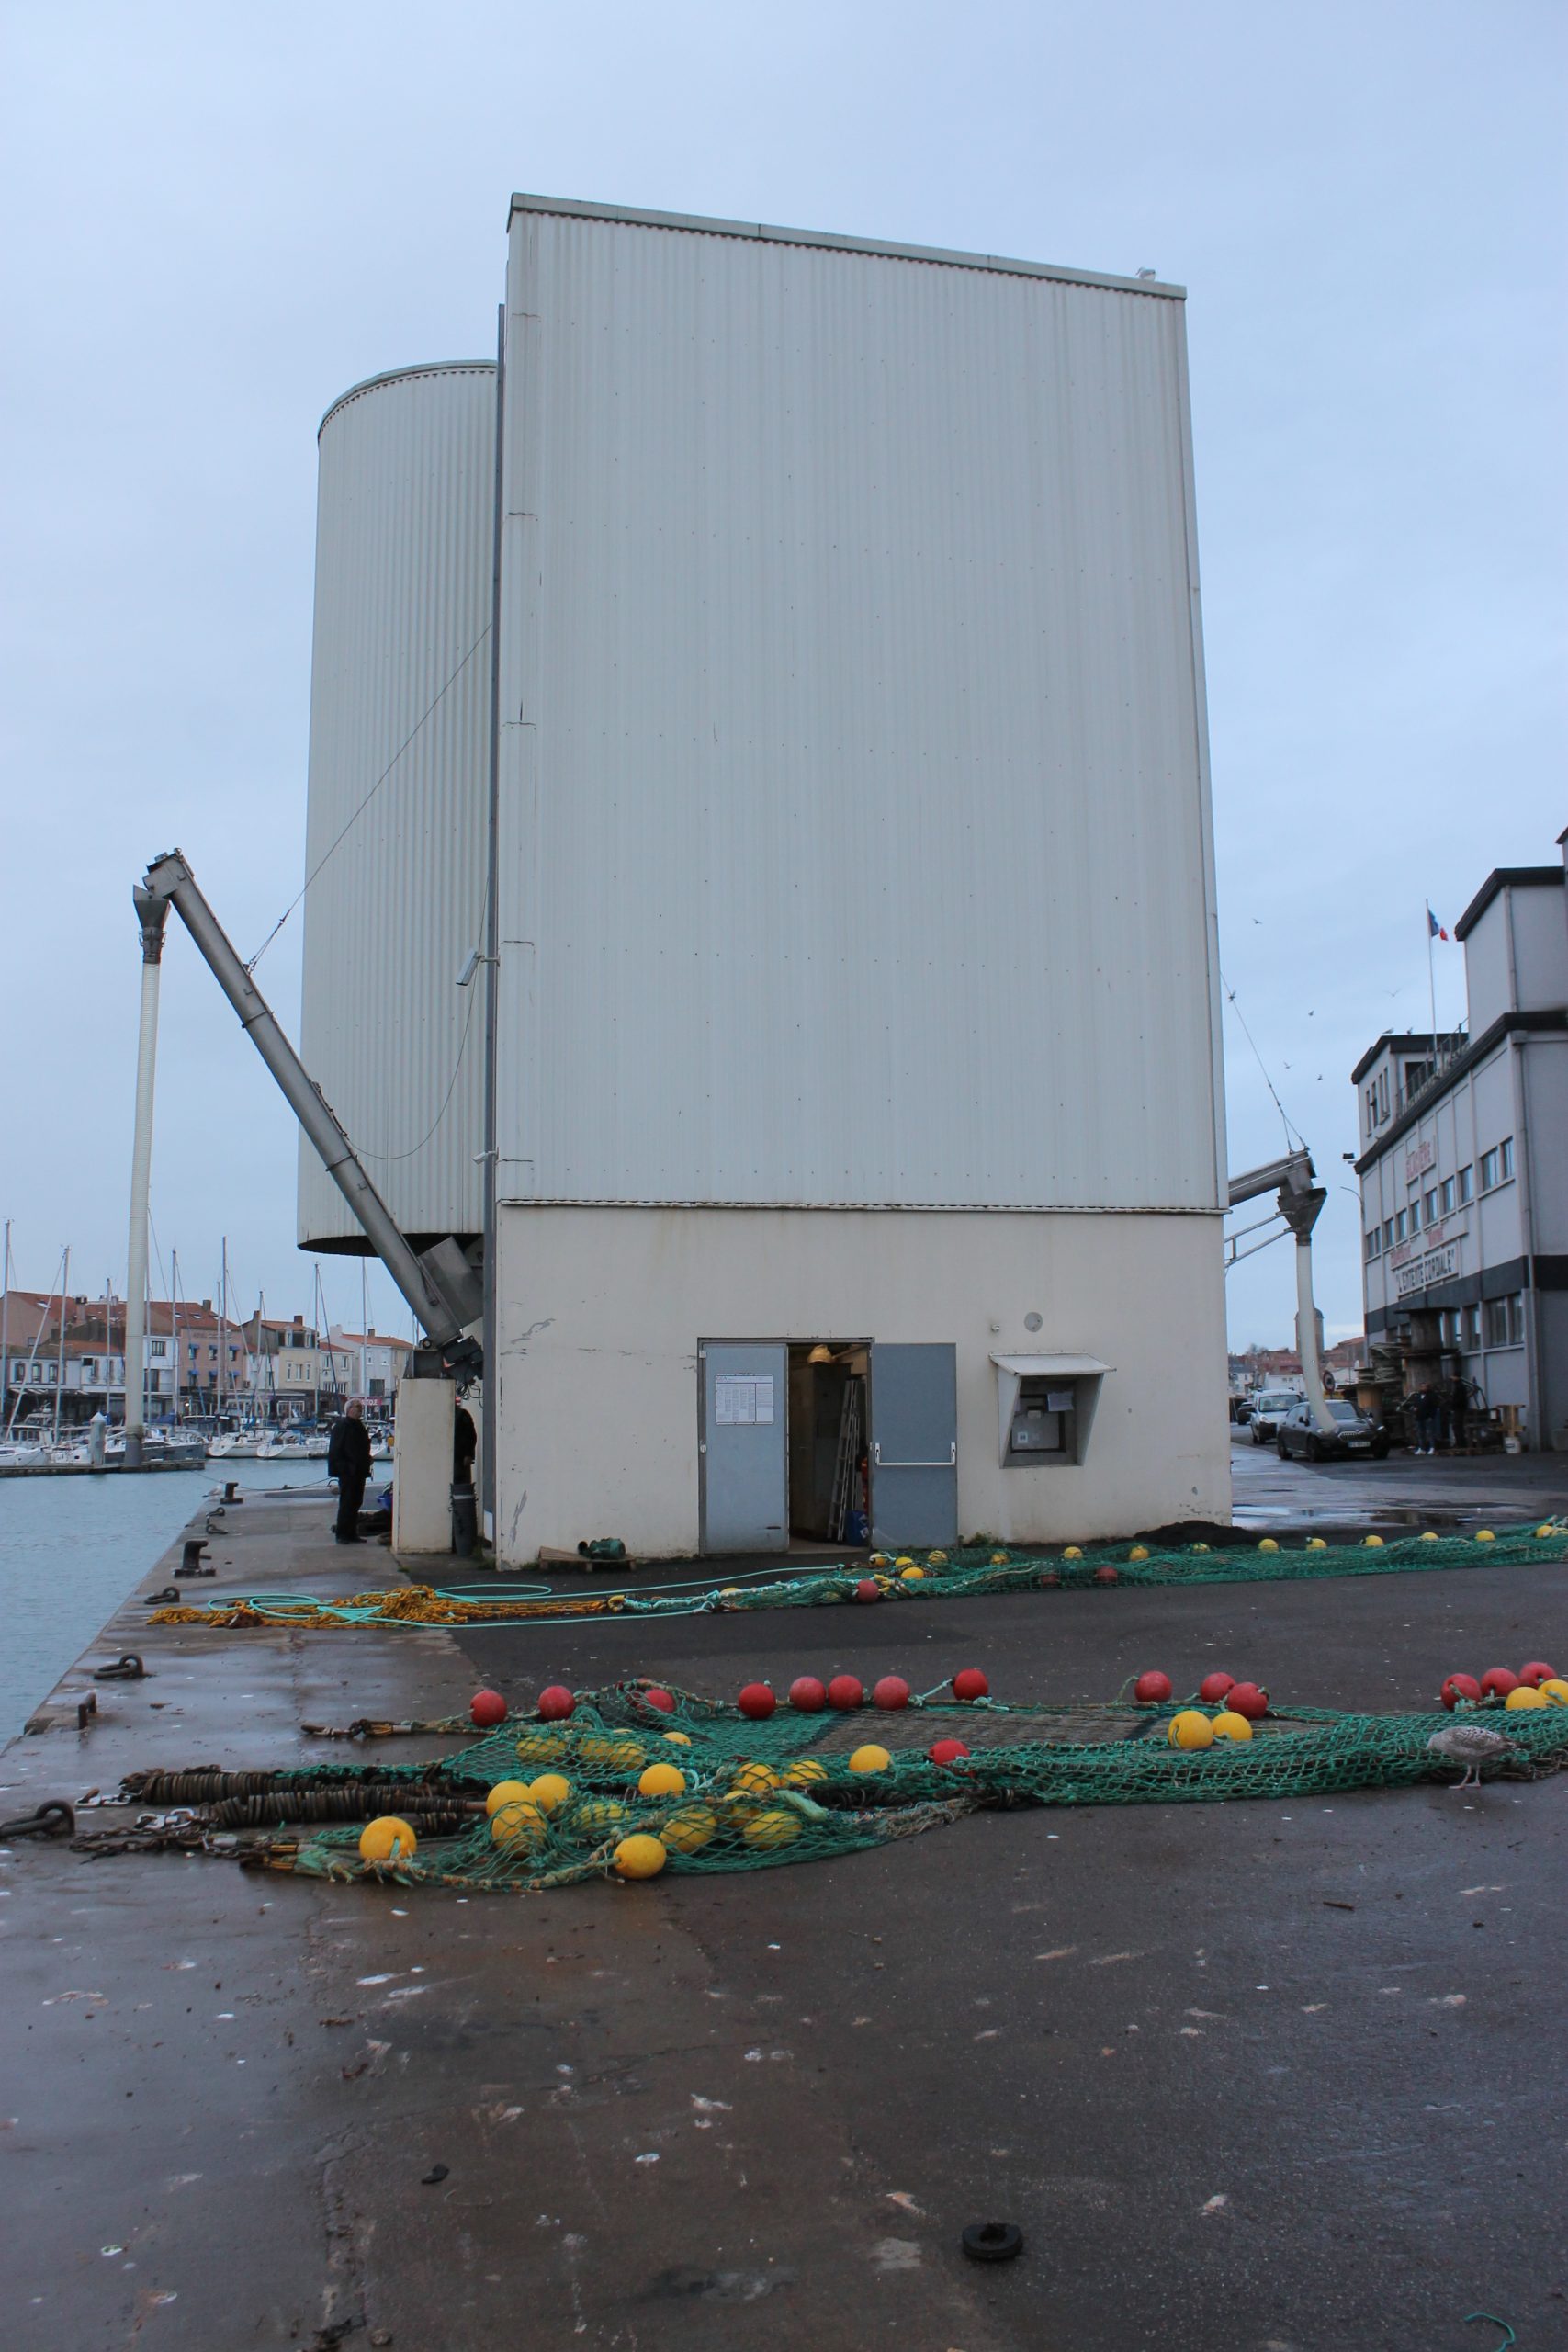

[1426,1723,1520,1790]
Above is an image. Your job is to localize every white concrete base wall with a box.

[494,1206,1229,1564]
[392,1377,455,1554]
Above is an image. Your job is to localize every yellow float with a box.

[660,1804,716,1853]
[1167,1711,1214,1750]
[613,1834,668,1879]
[484,1779,532,1816]
[848,1744,892,1773]
[638,1760,687,1799]
[743,1809,802,1849]
[527,1772,572,1814]
[357,1815,417,1862]
[490,1798,548,1849]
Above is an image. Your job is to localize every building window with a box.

[1499,1137,1514,1181]
[149,1340,166,1358]
[1424,1189,1438,1227]
[1457,1164,1473,1204]
[1483,1294,1524,1348]
[1394,1209,1407,1243]
[1480,1148,1498,1190]
[1382,1218,1394,1251]
[1377,1069,1390,1122]
[1364,1228,1380,1261]
[1440,1175,1456,1215]
[1409,1199,1422,1235]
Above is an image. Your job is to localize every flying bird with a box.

[1425,1723,1520,1790]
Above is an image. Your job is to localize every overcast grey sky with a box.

[2,0,1562,1347]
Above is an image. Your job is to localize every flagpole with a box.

[1425,900,1438,1076]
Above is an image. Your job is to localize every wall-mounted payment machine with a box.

[991,1354,1112,1468]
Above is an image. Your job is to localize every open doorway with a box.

[786,1341,871,1545]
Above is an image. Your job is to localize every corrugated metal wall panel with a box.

[298,364,493,1248]
[496,209,1223,1212]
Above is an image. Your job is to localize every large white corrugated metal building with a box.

[300,196,1230,1561]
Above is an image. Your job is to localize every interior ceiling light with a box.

[807,1344,833,1363]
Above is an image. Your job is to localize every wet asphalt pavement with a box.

[2,1468,1565,2351]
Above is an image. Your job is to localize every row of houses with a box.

[0,1291,412,1430]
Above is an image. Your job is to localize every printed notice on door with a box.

[715,1375,776,1426]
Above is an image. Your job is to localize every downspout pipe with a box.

[140,849,479,1368]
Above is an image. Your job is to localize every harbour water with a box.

[0,1459,339,1739]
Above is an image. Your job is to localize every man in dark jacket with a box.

[327,1398,373,1543]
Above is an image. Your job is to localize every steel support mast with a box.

[123,888,170,1464]
[1226,1148,1335,1433]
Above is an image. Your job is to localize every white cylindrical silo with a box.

[298,360,495,1253]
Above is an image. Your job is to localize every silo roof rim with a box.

[507,191,1185,300]
[318,360,497,439]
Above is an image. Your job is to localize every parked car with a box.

[1276,1397,1389,1464]
[1247,1390,1300,1444]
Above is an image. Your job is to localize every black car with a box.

[1276,1397,1389,1463]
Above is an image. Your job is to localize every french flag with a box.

[1427,906,1449,941]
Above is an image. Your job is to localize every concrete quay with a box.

[2,1484,1566,2351]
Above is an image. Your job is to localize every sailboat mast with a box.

[53,1244,70,1445]
[170,1248,181,1423]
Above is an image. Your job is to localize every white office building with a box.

[1355,853,1568,1446]
[299,197,1231,1559]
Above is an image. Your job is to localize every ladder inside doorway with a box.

[828,1375,863,1544]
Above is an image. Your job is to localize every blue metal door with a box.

[700,1343,788,1554]
[869,1343,958,1548]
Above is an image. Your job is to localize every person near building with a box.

[327,1396,373,1543]
[453,1399,477,1487]
[1443,1373,1469,1454]
[1411,1381,1442,1456]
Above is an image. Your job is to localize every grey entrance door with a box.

[700,1343,788,1554]
[869,1343,958,1549]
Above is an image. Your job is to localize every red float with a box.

[788,1675,828,1713]
[1036,1572,1060,1589]
[1093,1565,1119,1586]
[952,1667,989,1702]
[929,1737,970,1765]
[1518,1660,1557,1687]
[1198,1671,1235,1705]
[738,1681,777,1720]
[873,1675,910,1711]
[536,1684,576,1722]
[1479,1668,1518,1700]
[854,1577,881,1603]
[827,1673,863,1711]
[642,1686,675,1713]
[469,1688,508,1728]
[1134,1670,1173,1704]
[1440,1672,1482,1710]
[1225,1681,1269,1720]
